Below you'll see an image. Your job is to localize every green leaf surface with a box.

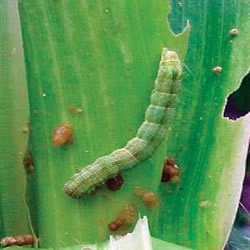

[14,0,250,250]
[159,0,250,249]
[0,0,30,237]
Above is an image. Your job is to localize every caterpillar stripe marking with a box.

[64,48,183,198]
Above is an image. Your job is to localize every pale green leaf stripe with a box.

[0,0,30,237]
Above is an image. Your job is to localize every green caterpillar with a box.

[64,48,182,198]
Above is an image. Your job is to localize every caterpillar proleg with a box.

[64,48,183,198]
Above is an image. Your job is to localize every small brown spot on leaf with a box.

[212,66,222,74]
[67,106,82,114]
[105,174,124,191]
[134,187,159,208]
[229,28,239,36]
[108,203,137,231]
[23,152,34,173]
[52,123,73,146]
[161,158,180,183]
[0,234,35,247]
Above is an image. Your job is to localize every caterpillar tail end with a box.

[64,170,98,199]
[64,181,96,199]
[64,180,82,199]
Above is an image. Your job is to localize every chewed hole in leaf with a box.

[224,70,250,120]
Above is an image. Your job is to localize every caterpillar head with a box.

[161,48,182,80]
[161,48,178,62]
